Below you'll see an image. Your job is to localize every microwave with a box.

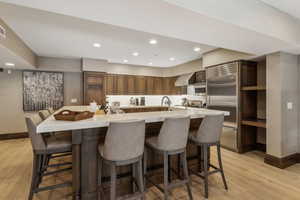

[194,85,206,95]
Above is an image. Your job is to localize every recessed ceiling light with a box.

[123,59,128,63]
[5,62,15,67]
[93,43,101,48]
[169,57,175,61]
[149,39,157,44]
[132,52,139,56]
[148,62,153,65]
[193,47,201,52]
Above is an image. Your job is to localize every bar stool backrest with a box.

[158,116,190,151]
[25,114,47,152]
[39,110,51,120]
[196,114,224,144]
[103,120,145,161]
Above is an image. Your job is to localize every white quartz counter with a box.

[37,106,229,133]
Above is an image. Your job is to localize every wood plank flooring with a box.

[1,138,300,200]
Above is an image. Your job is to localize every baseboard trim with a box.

[0,132,28,140]
[264,153,300,169]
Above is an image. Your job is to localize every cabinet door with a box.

[127,75,136,95]
[116,75,127,95]
[154,77,163,95]
[146,76,155,95]
[169,77,177,95]
[135,76,146,94]
[84,72,106,105]
[162,77,172,95]
[105,74,115,95]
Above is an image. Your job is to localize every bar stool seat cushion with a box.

[188,130,198,143]
[98,143,104,157]
[145,137,163,151]
[45,133,72,152]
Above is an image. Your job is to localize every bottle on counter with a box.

[140,97,145,106]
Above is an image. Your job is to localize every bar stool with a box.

[39,110,51,120]
[144,116,193,200]
[25,114,72,200]
[98,120,146,200]
[189,114,228,199]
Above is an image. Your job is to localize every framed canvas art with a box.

[23,71,64,111]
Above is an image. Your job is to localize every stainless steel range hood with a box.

[174,72,194,87]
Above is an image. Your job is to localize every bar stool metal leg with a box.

[143,151,147,189]
[29,154,39,200]
[168,155,172,182]
[217,143,228,190]
[110,163,117,200]
[203,144,209,199]
[181,151,193,200]
[132,162,137,193]
[137,158,145,200]
[163,152,169,200]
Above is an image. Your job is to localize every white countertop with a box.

[37,106,229,133]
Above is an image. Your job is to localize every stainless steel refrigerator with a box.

[206,62,239,151]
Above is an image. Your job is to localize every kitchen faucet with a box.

[161,96,172,109]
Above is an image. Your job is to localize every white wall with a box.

[266,52,299,158]
[0,69,83,134]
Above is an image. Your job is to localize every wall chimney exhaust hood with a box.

[175,72,194,87]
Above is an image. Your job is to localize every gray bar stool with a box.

[98,120,146,200]
[144,116,193,200]
[25,114,72,200]
[39,110,51,120]
[189,114,228,199]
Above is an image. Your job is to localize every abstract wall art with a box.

[23,71,64,111]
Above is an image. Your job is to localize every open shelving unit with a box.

[239,59,267,153]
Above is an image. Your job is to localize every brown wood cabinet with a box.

[127,75,136,95]
[83,72,106,105]
[115,75,127,95]
[135,76,146,94]
[89,73,186,96]
[105,74,115,95]
[146,76,155,94]
[153,77,163,95]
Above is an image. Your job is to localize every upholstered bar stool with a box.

[25,114,72,200]
[39,110,51,120]
[189,114,228,199]
[98,120,146,200]
[144,116,193,200]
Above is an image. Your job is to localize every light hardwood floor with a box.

[1,138,300,200]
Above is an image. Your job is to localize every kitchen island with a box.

[37,106,229,200]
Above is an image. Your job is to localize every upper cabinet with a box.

[135,76,146,95]
[102,73,186,95]
[83,72,106,105]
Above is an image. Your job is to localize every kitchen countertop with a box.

[37,105,229,133]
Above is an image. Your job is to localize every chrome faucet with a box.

[161,96,172,109]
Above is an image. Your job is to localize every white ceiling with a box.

[0,2,215,68]
[1,0,300,69]
[260,0,300,20]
